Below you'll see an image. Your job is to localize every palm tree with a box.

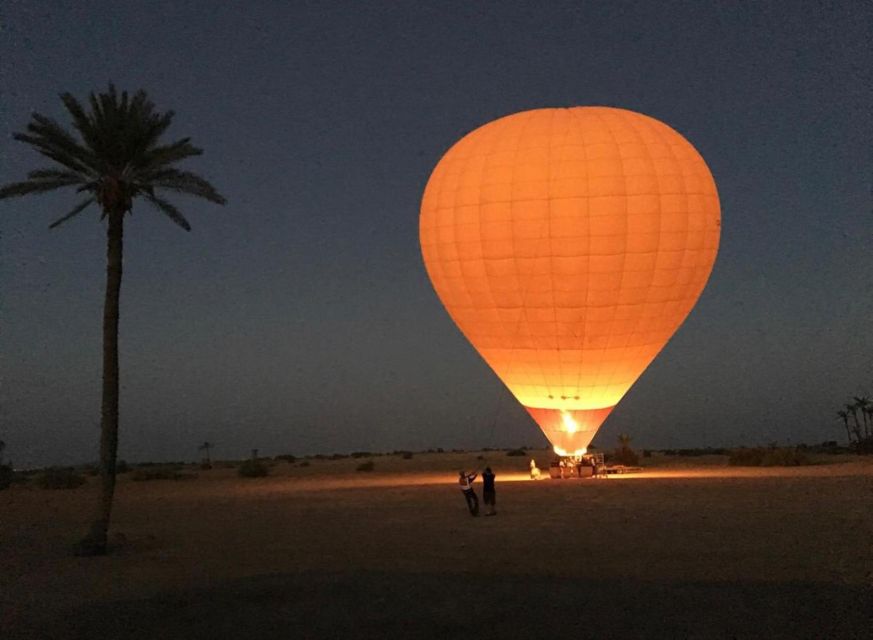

[853,397,870,439]
[836,410,853,445]
[845,403,862,443]
[0,85,225,555]
[198,441,214,466]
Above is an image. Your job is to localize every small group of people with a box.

[458,467,496,516]
[551,454,599,478]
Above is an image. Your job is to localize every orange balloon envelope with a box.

[420,107,720,456]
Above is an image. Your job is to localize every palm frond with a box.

[26,113,98,174]
[60,92,100,152]
[136,110,175,157]
[142,193,191,231]
[136,138,203,172]
[0,177,84,199]
[13,132,96,176]
[49,197,96,229]
[144,169,226,204]
[28,167,88,181]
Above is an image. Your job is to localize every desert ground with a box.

[2,451,872,639]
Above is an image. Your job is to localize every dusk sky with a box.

[1,1,871,467]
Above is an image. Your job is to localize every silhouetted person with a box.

[458,470,479,516]
[482,467,496,515]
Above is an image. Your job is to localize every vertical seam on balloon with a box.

[600,108,632,409]
[501,117,531,397]
[447,136,480,349]
[570,107,591,404]
[505,163,552,404]
[566,107,587,406]
[546,107,563,407]
[626,112,666,362]
[473,123,500,355]
[521,111,555,402]
[559,108,585,407]
[658,119,689,323]
[489,112,553,404]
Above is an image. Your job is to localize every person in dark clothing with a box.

[458,470,479,516]
[482,467,496,516]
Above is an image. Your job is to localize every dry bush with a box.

[238,459,269,478]
[36,467,86,490]
[0,465,12,490]
[728,447,811,467]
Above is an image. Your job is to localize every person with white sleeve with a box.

[458,470,479,516]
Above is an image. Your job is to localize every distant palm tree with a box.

[0,440,5,464]
[865,406,873,438]
[198,441,214,466]
[0,85,225,555]
[853,397,870,439]
[836,410,853,445]
[617,434,632,449]
[846,403,863,442]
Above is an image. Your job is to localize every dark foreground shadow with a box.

[17,571,873,640]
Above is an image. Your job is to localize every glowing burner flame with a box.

[561,411,578,434]
[553,445,587,458]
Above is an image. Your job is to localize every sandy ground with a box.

[2,452,872,639]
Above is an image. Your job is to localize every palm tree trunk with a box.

[78,210,123,555]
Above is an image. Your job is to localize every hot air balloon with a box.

[420,107,720,457]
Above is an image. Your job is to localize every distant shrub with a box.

[401,452,414,460]
[612,435,640,466]
[855,438,873,455]
[476,455,485,460]
[132,466,195,481]
[238,459,269,478]
[274,454,296,463]
[351,451,373,459]
[0,465,12,490]
[728,446,811,467]
[330,453,349,460]
[356,460,375,472]
[612,447,640,466]
[116,460,130,474]
[200,462,213,470]
[36,467,86,490]
[506,448,526,457]
[298,460,310,467]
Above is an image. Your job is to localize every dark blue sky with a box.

[1,1,871,466]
